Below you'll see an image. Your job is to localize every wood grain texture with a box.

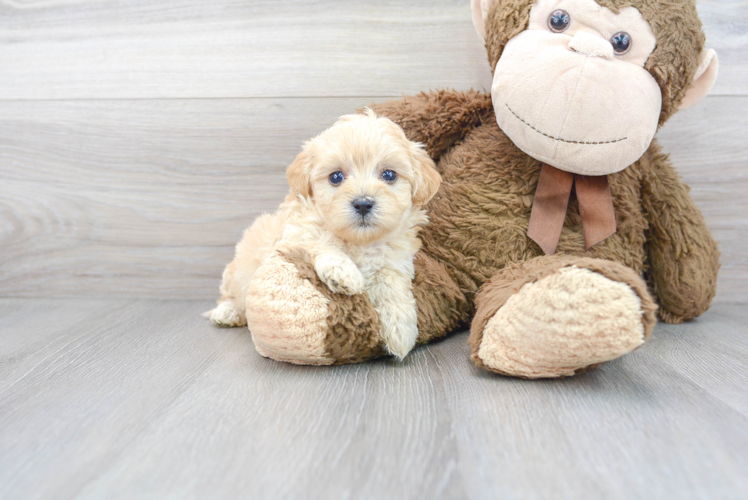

[0,0,493,100]
[0,97,383,298]
[0,0,744,100]
[1,96,745,302]
[697,0,748,95]
[0,299,746,499]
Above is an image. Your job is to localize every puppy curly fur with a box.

[205,110,441,360]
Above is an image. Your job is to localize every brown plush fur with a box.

[484,0,706,125]
[640,141,721,323]
[412,252,475,345]
[349,88,715,371]
[368,91,718,323]
[281,251,387,364]
[248,1,719,374]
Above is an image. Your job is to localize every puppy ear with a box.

[286,151,312,198]
[411,145,441,207]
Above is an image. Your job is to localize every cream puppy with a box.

[205,109,441,360]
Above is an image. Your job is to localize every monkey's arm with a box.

[640,141,720,324]
[365,89,493,163]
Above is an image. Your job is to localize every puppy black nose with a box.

[352,197,375,217]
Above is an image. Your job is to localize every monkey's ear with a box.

[680,49,719,111]
[411,146,442,207]
[471,0,496,40]
[286,151,313,198]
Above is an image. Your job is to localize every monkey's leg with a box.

[469,256,658,379]
[245,251,470,365]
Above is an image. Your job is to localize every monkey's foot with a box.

[470,259,657,378]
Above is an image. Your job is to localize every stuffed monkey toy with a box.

[244,0,720,378]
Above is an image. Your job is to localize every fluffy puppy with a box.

[205,109,441,360]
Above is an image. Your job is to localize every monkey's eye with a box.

[548,10,570,33]
[381,169,397,183]
[329,171,345,186]
[610,32,632,55]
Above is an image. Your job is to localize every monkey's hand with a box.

[641,142,720,323]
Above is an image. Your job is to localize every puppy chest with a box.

[347,244,388,279]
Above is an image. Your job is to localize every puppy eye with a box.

[548,10,570,33]
[381,170,397,183]
[329,171,345,186]
[610,32,632,55]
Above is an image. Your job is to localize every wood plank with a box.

[0,299,746,499]
[0,299,236,499]
[1,96,745,302]
[0,97,378,298]
[0,299,132,390]
[0,0,744,100]
[437,310,748,499]
[636,305,748,418]
[698,0,748,95]
[0,0,493,100]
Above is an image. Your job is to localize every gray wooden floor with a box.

[0,299,746,499]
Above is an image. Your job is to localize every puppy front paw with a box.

[315,254,364,295]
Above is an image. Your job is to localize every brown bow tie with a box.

[527,164,617,255]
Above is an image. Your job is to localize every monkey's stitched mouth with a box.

[506,104,627,145]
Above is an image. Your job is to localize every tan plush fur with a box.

[467,256,659,374]
[241,0,720,377]
[283,252,388,364]
[246,254,334,365]
[478,266,645,378]
[468,257,657,377]
[490,0,663,176]
[207,110,441,360]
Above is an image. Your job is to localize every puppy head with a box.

[289,109,441,245]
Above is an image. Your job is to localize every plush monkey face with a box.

[492,0,660,175]
[472,0,719,176]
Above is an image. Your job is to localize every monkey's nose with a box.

[568,31,614,60]
[352,197,375,217]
